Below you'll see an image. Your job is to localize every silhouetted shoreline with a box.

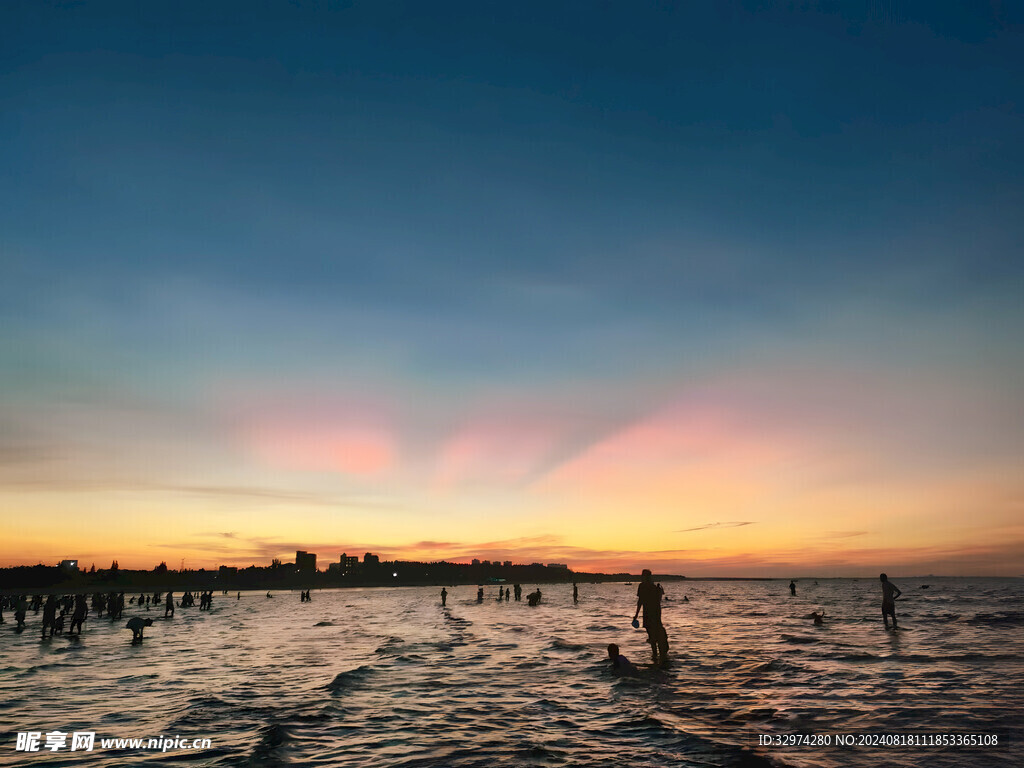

[0,562,687,595]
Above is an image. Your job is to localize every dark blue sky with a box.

[1,2,1022,572]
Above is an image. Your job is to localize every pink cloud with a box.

[434,417,565,488]
[252,426,394,475]
[540,398,807,491]
[238,400,397,476]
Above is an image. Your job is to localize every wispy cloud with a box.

[819,530,869,539]
[676,521,755,533]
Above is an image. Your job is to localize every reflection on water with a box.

[1,579,1021,767]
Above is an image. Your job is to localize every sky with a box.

[1,1,1022,577]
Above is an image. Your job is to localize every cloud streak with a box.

[676,522,756,533]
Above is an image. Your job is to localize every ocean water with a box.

[1,578,1021,767]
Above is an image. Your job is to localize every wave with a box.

[247,722,295,765]
[548,638,587,651]
[966,611,1024,627]
[779,634,819,644]
[324,664,376,693]
[313,620,335,626]
[826,652,1023,663]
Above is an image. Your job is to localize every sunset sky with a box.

[2,2,1022,576]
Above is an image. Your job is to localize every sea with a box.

[1,578,1021,767]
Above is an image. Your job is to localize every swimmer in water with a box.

[607,643,637,673]
[811,611,825,626]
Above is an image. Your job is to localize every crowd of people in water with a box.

[1,573,906,658]
[0,589,227,642]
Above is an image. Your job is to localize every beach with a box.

[1,578,1020,767]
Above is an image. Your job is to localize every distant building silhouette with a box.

[547,563,568,569]
[296,551,317,572]
[59,559,79,571]
[363,553,380,566]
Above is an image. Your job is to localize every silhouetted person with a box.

[633,569,668,665]
[573,583,579,604]
[527,588,542,606]
[15,596,28,629]
[69,595,87,635]
[789,580,796,596]
[504,586,510,602]
[880,573,901,630]
[164,592,174,618]
[477,587,484,603]
[810,611,825,626]
[514,584,522,601]
[237,592,241,600]
[126,616,153,642]
[41,595,58,639]
[440,587,447,607]
[608,643,637,673]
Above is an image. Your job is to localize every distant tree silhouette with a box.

[110,560,119,573]
[154,562,168,574]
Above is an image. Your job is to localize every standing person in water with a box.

[573,583,579,604]
[476,587,484,603]
[880,573,902,630]
[68,594,88,635]
[440,587,447,607]
[164,592,174,618]
[633,569,668,665]
[789,580,797,596]
[41,595,58,639]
